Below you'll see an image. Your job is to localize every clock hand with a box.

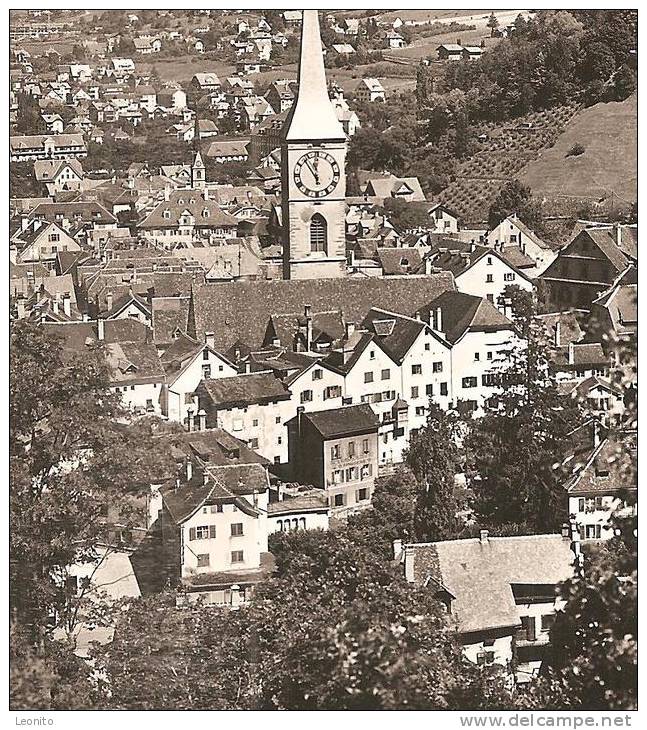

[304,158,320,185]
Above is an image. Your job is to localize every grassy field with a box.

[519,93,637,206]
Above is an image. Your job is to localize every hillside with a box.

[519,94,637,208]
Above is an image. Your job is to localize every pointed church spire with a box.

[193,149,205,169]
[285,10,345,142]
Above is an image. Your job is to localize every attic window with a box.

[163,209,171,219]
[400,257,409,267]
[202,208,210,218]
[177,198,184,204]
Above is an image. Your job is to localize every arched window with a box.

[310,214,327,253]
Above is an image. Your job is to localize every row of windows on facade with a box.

[331,439,371,460]
[188,522,245,540]
[484,273,516,283]
[331,487,369,507]
[196,550,244,568]
[331,464,373,485]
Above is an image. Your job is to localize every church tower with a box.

[191,150,206,190]
[281,10,347,280]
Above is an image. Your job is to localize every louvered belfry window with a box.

[310,213,327,253]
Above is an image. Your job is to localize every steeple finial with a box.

[285,10,345,142]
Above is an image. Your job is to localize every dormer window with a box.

[163,209,171,219]
[202,208,210,218]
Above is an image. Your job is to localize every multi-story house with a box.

[12,220,81,269]
[355,77,385,103]
[194,371,293,464]
[139,190,239,247]
[10,133,87,162]
[417,291,522,415]
[360,307,453,449]
[104,340,166,415]
[427,243,534,308]
[539,227,636,312]
[161,461,273,606]
[160,332,238,425]
[394,530,579,682]
[486,214,557,275]
[286,404,379,514]
[566,430,637,540]
[33,159,83,193]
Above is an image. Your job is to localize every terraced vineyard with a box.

[439,104,581,225]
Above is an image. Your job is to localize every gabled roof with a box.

[139,191,238,229]
[417,291,515,345]
[289,404,379,439]
[566,431,636,496]
[362,307,447,363]
[197,372,291,409]
[408,535,575,634]
[265,310,345,350]
[376,248,422,275]
[104,341,165,385]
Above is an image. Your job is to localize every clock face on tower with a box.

[293,151,341,198]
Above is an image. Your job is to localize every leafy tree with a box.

[14,93,46,135]
[381,198,429,232]
[10,322,174,647]
[406,404,463,542]
[345,468,419,558]
[531,516,637,709]
[613,64,636,101]
[465,288,584,533]
[488,179,543,231]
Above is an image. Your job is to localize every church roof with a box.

[284,10,345,142]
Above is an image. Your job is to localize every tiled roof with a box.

[104,341,165,386]
[165,428,269,466]
[376,248,422,275]
[152,296,191,345]
[417,291,514,345]
[197,371,290,409]
[265,310,345,350]
[189,274,455,350]
[408,535,575,634]
[567,432,636,496]
[139,191,238,229]
[268,489,328,515]
[361,307,433,363]
[292,404,379,439]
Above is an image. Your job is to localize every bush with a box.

[567,142,586,157]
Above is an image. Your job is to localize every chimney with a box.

[479,529,489,544]
[106,290,113,312]
[197,409,207,432]
[186,459,193,481]
[63,293,71,317]
[203,187,209,200]
[296,405,305,441]
[202,470,209,485]
[593,419,601,447]
[16,297,26,319]
[403,545,415,583]
[568,342,575,365]
[469,239,476,252]
[304,304,313,351]
[97,317,105,341]
[615,223,622,247]
[186,408,193,432]
[52,298,59,315]
[554,321,561,348]
[205,331,215,349]
[392,538,403,560]
[345,321,355,339]
[434,306,443,334]
[164,185,171,202]
[234,347,241,363]
[127,177,134,189]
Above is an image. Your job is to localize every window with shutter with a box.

[189,527,196,541]
[209,525,216,539]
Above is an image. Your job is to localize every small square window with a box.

[231,550,244,563]
[197,554,210,568]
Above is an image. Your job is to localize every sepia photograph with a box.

[8,4,638,719]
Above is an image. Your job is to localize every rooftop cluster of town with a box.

[9,9,637,693]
